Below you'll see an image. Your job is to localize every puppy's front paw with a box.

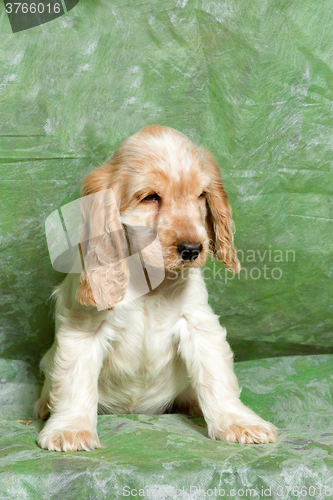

[210,420,277,444]
[224,422,277,444]
[37,428,102,452]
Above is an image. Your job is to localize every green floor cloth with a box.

[0,354,332,500]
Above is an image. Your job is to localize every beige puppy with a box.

[35,125,277,451]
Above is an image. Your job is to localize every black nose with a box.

[177,242,203,261]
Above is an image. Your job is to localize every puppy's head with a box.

[77,125,240,308]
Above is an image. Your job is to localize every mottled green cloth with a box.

[1,0,332,365]
[0,355,333,500]
[1,0,333,498]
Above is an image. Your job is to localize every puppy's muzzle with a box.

[177,242,203,261]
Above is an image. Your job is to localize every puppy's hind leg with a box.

[34,344,56,420]
[172,385,203,417]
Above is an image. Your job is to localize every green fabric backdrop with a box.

[0,0,333,497]
[1,0,332,367]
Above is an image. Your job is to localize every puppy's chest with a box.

[104,301,181,380]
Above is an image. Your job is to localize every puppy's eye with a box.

[198,191,207,199]
[142,193,160,203]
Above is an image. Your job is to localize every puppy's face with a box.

[119,136,211,270]
[77,126,240,308]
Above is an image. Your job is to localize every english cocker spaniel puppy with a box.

[35,125,277,451]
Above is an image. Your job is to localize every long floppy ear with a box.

[200,148,240,273]
[76,164,129,309]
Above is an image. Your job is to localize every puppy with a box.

[35,125,277,451]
